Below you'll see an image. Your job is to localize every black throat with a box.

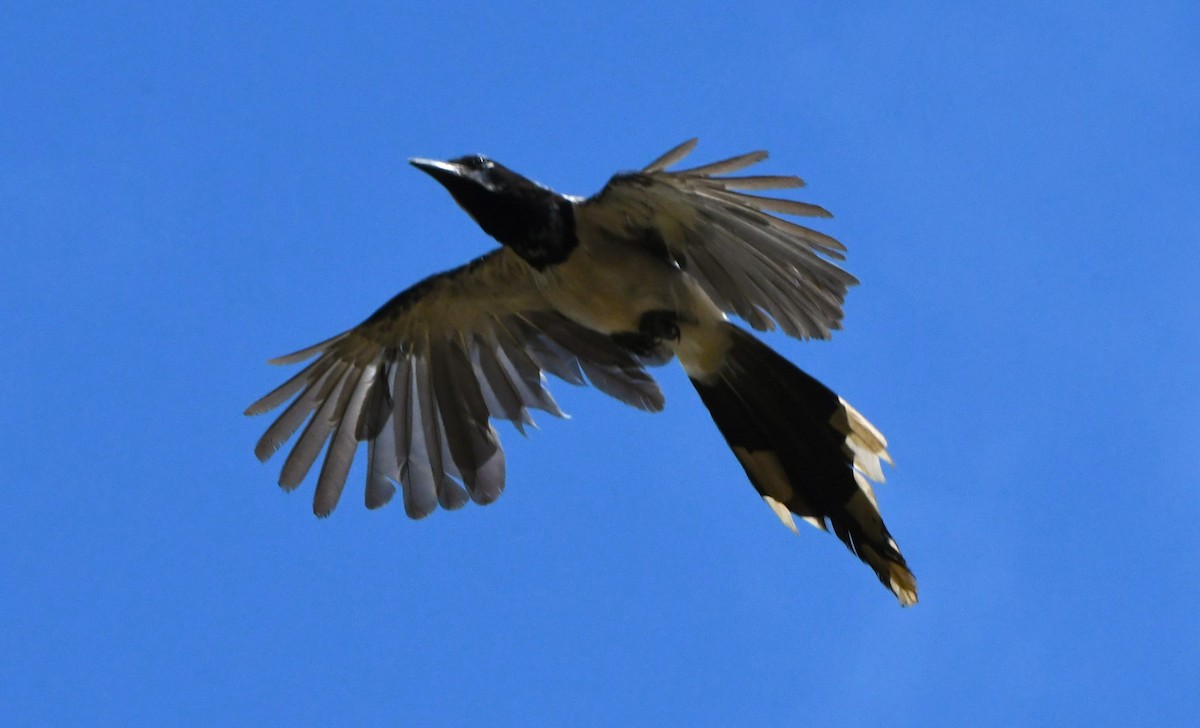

[478,193,578,271]
[435,167,579,271]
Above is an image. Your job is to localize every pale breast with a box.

[535,229,688,334]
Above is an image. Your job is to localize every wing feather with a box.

[278,363,354,490]
[365,393,399,510]
[525,312,666,412]
[707,190,832,218]
[252,356,340,461]
[313,362,377,516]
[470,334,535,431]
[392,356,438,519]
[583,140,855,340]
[355,364,392,441]
[491,320,566,418]
[247,247,661,518]
[431,338,506,504]
[641,138,698,173]
[413,350,468,510]
[717,175,806,190]
[673,150,768,176]
[245,353,335,417]
[266,332,349,366]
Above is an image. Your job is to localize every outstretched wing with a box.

[580,138,856,340]
[246,248,664,518]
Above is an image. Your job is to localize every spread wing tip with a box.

[642,138,699,173]
[266,332,347,366]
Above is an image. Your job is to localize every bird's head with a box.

[409,154,576,268]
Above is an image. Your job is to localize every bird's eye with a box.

[451,154,494,170]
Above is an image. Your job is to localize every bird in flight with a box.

[246,139,917,606]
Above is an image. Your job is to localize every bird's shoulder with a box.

[570,141,854,340]
[352,247,548,350]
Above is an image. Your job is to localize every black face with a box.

[410,155,528,219]
[410,154,578,269]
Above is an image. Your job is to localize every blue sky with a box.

[3,2,1198,725]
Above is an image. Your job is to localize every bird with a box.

[245,139,917,606]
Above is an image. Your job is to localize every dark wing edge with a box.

[245,252,664,519]
[592,139,856,340]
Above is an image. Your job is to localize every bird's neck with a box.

[473,193,578,271]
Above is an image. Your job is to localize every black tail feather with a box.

[690,324,917,606]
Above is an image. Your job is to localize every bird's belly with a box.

[536,248,680,334]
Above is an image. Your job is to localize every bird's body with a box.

[538,238,677,334]
[247,140,917,605]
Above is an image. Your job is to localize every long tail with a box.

[688,323,917,606]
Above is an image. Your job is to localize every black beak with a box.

[409,158,465,186]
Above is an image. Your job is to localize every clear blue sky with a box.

[3,2,1198,726]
